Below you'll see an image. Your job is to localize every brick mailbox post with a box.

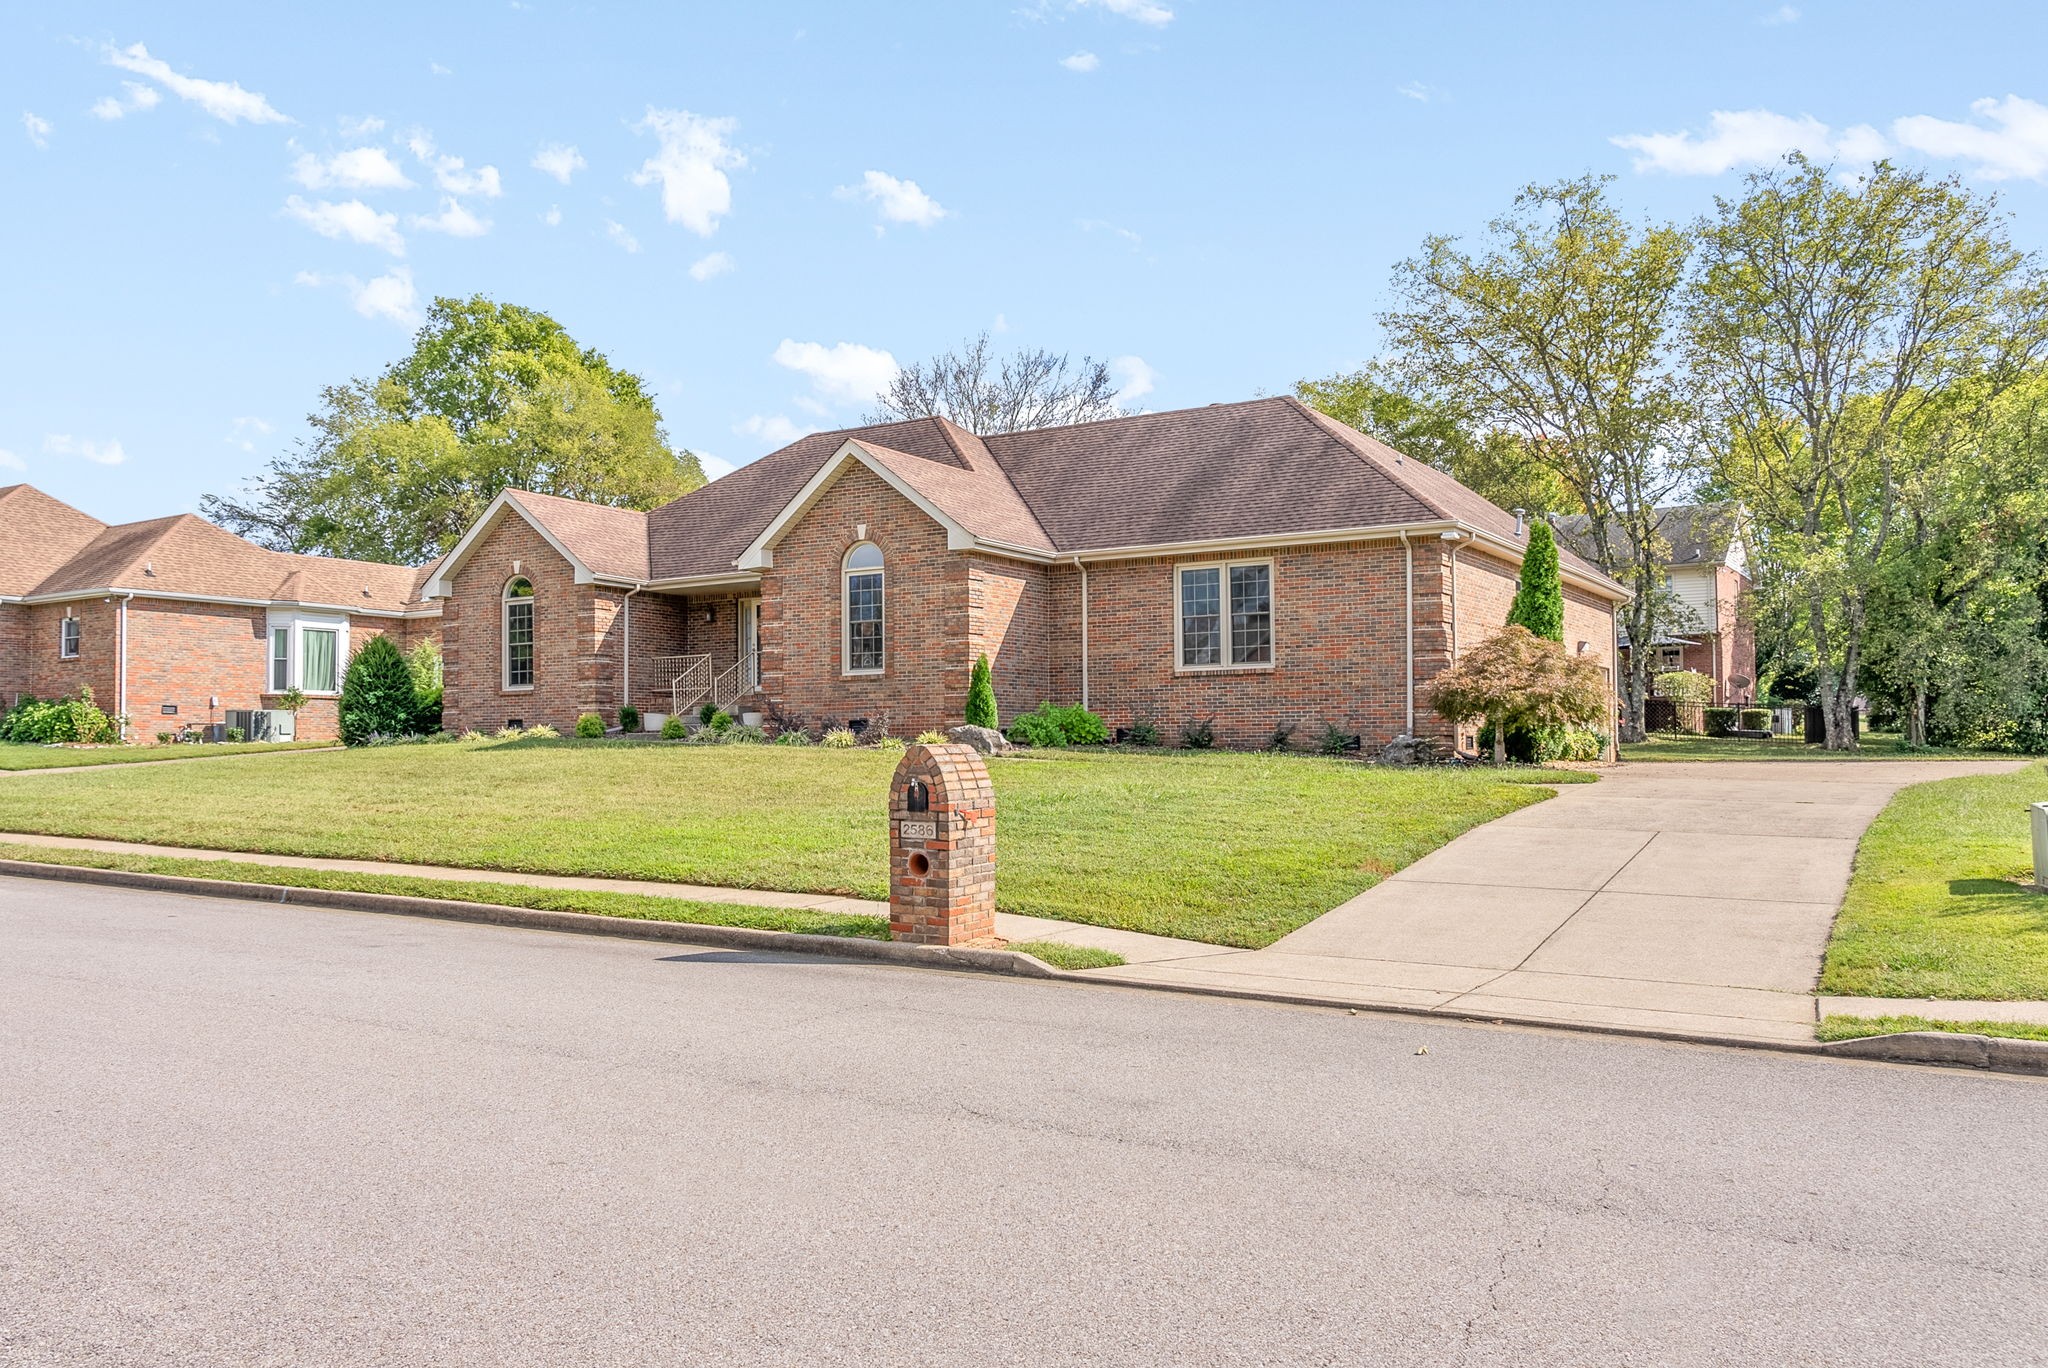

[888,743,997,946]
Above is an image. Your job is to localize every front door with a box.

[738,598,762,692]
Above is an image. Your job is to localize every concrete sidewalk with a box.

[1089,759,2032,1043]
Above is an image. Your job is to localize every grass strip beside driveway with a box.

[1819,762,2048,1000]
[0,739,1575,947]
[0,740,336,770]
[1620,733,2014,763]
[0,841,890,940]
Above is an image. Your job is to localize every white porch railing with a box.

[652,654,712,717]
[709,651,760,713]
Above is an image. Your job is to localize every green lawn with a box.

[1819,762,2048,1000]
[0,740,335,771]
[1818,1013,2048,1044]
[0,737,1578,948]
[0,841,887,938]
[1621,731,2012,763]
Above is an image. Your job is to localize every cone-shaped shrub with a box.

[339,635,421,745]
[965,652,999,729]
[1507,519,1565,643]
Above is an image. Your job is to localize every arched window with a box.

[503,576,535,690]
[843,542,884,675]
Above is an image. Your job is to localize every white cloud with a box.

[838,170,948,228]
[1081,0,1173,25]
[631,108,746,236]
[993,313,1011,333]
[429,62,453,77]
[89,81,161,120]
[291,146,413,191]
[735,415,819,446]
[772,339,899,406]
[296,267,421,327]
[1611,109,1882,175]
[606,219,641,253]
[0,448,24,471]
[106,42,288,125]
[22,111,51,148]
[411,197,491,237]
[531,141,585,184]
[1760,5,1800,23]
[227,416,272,453]
[282,195,405,255]
[1111,355,1157,402]
[45,434,127,466]
[1396,80,1436,103]
[1077,217,1142,248]
[542,205,562,227]
[1894,96,2048,181]
[689,250,735,281]
[406,133,503,197]
[338,114,384,138]
[1061,51,1100,73]
[697,451,738,480]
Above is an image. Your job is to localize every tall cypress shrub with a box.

[964,652,999,729]
[1507,519,1566,642]
[339,635,422,745]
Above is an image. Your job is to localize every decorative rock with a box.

[946,724,1012,755]
[1376,733,1437,766]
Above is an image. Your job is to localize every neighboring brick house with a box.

[1556,504,1756,706]
[0,484,441,741]
[426,397,1629,750]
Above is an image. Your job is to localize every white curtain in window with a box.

[302,628,338,693]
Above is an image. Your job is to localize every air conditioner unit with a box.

[225,709,296,741]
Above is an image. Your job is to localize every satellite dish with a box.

[1732,675,1753,689]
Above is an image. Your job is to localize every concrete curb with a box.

[0,858,1067,981]
[1821,1030,2048,1075]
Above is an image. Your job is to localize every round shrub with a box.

[575,713,605,739]
[660,715,687,740]
[618,704,640,733]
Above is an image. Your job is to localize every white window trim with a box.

[503,578,536,693]
[270,627,290,693]
[58,616,80,660]
[842,547,884,677]
[264,610,350,696]
[1173,557,1277,674]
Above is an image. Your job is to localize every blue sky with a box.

[8,1,2048,524]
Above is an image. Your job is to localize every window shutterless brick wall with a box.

[760,463,971,736]
[0,603,26,703]
[967,556,1052,718]
[441,515,616,733]
[25,600,119,718]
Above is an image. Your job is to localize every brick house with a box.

[1557,504,1756,707]
[0,484,441,741]
[426,397,1628,750]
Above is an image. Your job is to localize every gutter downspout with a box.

[621,586,642,715]
[1069,557,1090,712]
[1398,533,1414,735]
[116,593,133,741]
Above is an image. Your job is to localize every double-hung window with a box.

[503,577,535,690]
[301,628,339,693]
[58,617,80,660]
[843,543,884,675]
[1177,561,1273,669]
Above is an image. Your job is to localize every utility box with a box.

[887,743,997,946]
[2032,803,2048,893]
[225,708,297,741]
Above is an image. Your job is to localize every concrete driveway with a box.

[1098,759,2026,1043]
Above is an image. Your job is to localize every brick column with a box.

[887,743,997,946]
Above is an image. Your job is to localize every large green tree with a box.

[1293,368,1579,516]
[1687,156,2048,749]
[1375,175,1699,740]
[205,296,705,563]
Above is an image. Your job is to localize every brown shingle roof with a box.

[0,485,108,596]
[3,487,432,613]
[626,398,1623,596]
[504,490,650,581]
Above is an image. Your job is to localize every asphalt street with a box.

[3,875,2044,1367]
